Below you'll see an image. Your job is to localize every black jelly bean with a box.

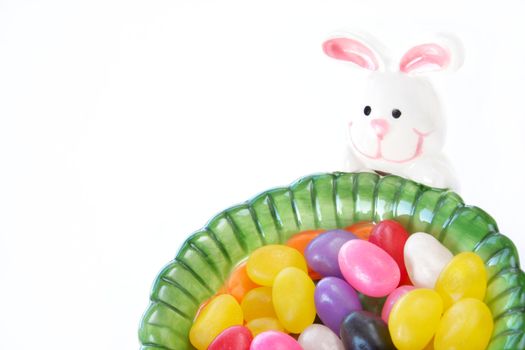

[340,310,395,350]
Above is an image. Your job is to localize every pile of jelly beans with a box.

[189,220,494,350]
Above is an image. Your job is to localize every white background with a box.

[1,0,525,349]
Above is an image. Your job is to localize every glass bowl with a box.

[138,172,524,350]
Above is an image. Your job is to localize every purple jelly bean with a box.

[305,229,357,278]
[314,277,362,334]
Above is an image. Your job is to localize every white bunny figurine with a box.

[323,34,462,190]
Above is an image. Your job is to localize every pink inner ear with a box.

[400,43,451,74]
[323,38,379,71]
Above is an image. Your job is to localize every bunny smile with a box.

[351,127,432,163]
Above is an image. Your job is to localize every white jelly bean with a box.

[298,324,344,350]
[404,232,453,288]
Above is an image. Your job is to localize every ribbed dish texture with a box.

[139,172,525,350]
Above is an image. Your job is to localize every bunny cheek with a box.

[380,131,422,162]
[349,123,381,159]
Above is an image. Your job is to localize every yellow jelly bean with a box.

[388,289,443,350]
[434,298,493,350]
[241,286,276,321]
[189,294,243,350]
[435,252,487,310]
[423,340,435,350]
[273,266,316,333]
[247,245,308,286]
[246,317,285,336]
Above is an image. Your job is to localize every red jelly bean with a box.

[369,220,411,286]
[208,325,253,350]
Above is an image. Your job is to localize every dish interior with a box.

[139,172,525,350]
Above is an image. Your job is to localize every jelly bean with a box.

[286,230,324,252]
[404,232,453,288]
[286,230,324,280]
[381,285,415,323]
[338,240,400,297]
[434,252,487,310]
[298,324,344,350]
[250,331,303,350]
[388,289,443,350]
[217,285,228,295]
[340,310,395,350]
[247,245,307,286]
[194,297,212,321]
[227,262,259,303]
[305,229,357,278]
[344,221,375,240]
[369,220,411,286]
[208,325,253,350]
[359,293,387,316]
[424,340,435,350]
[241,287,276,321]
[273,267,316,333]
[314,277,362,334]
[246,317,284,337]
[195,288,230,320]
[189,294,244,350]
[434,298,493,350]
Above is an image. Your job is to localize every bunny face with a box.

[349,72,445,164]
[323,34,462,170]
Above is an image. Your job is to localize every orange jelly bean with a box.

[344,221,375,240]
[286,230,324,280]
[286,230,325,252]
[226,262,259,303]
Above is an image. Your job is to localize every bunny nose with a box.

[370,119,390,139]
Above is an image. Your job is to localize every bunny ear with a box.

[399,43,450,74]
[323,37,382,71]
[399,36,464,74]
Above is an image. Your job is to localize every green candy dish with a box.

[138,172,525,350]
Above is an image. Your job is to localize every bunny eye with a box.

[363,106,372,116]
[392,109,402,119]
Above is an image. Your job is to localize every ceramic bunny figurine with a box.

[323,33,462,190]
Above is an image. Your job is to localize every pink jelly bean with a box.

[338,240,400,297]
[250,331,303,350]
[381,285,415,323]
